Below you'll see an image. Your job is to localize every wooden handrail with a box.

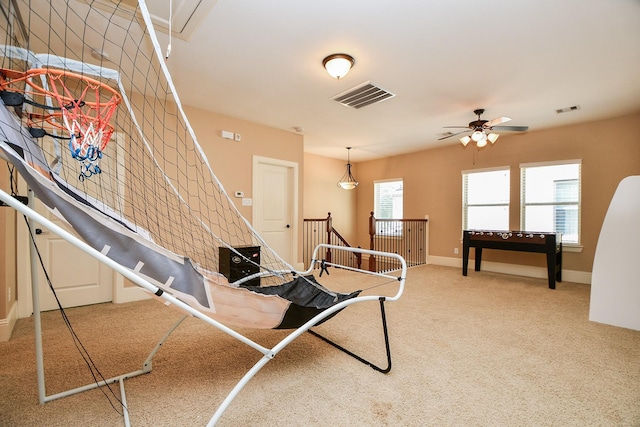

[304,212,427,273]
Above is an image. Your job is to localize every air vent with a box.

[332,81,395,109]
[556,105,581,114]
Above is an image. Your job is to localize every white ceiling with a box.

[150,0,640,162]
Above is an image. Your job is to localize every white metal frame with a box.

[0,188,407,426]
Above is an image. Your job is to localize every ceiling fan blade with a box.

[492,125,529,132]
[443,126,471,129]
[438,130,470,140]
[484,116,511,127]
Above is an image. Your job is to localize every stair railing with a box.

[368,212,428,273]
[303,212,362,270]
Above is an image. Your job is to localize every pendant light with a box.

[337,147,358,190]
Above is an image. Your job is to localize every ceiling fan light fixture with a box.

[471,130,485,142]
[337,147,358,190]
[323,53,355,79]
[450,109,528,149]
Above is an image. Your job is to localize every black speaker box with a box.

[219,246,260,287]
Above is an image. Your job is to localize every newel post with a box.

[326,212,332,263]
[368,211,376,272]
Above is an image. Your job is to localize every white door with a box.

[17,135,124,313]
[32,200,113,311]
[252,156,298,266]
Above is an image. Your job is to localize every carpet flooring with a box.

[1,264,639,426]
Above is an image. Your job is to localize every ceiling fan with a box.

[439,108,529,147]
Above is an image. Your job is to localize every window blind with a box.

[462,168,510,230]
[520,161,581,244]
[374,179,403,236]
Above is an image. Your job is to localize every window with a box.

[374,179,403,235]
[462,168,510,231]
[520,161,581,244]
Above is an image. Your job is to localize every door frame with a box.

[252,156,300,269]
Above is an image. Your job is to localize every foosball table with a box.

[462,230,562,289]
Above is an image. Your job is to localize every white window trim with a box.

[461,165,511,175]
[520,159,582,248]
[462,166,510,231]
[374,178,404,237]
[374,177,404,185]
[520,159,582,169]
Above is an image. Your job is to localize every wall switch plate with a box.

[221,130,234,140]
[242,198,252,206]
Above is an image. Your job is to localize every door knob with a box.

[286,224,290,228]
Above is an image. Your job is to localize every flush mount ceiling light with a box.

[337,147,358,190]
[322,53,355,79]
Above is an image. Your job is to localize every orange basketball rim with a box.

[0,67,122,178]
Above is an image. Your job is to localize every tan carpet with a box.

[1,264,639,426]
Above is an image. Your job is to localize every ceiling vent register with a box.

[332,81,395,109]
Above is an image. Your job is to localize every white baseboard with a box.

[0,300,18,342]
[427,255,591,285]
[427,255,459,268]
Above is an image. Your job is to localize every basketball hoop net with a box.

[0,67,121,180]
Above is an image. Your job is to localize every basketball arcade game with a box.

[0,188,406,425]
[0,1,408,425]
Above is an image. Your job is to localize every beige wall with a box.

[184,106,304,223]
[1,109,638,332]
[349,112,640,273]
[184,106,305,263]
[0,107,305,323]
[303,153,357,243]
[0,160,17,320]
